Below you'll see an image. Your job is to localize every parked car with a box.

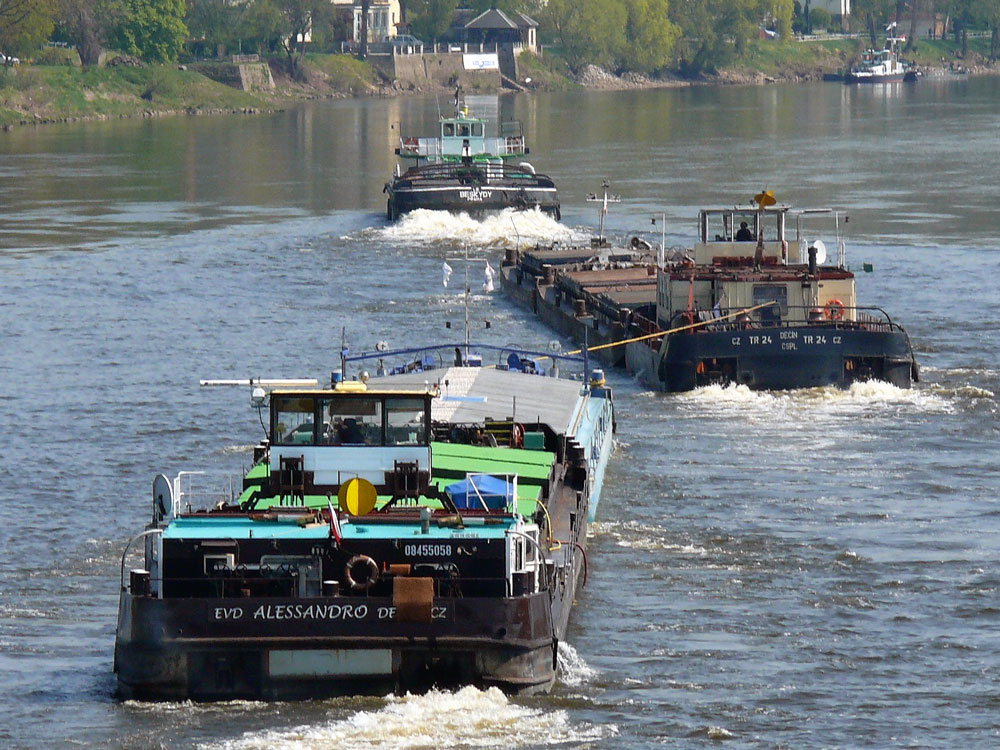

[386,34,424,48]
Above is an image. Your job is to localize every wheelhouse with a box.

[268,386,435,496]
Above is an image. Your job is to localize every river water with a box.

[1,76,998,748]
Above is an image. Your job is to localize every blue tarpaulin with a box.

[445,475,513,510]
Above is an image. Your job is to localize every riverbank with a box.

[2,37,996,130]
[0,54,381,129]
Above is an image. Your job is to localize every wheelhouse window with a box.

[753,284,789,325]
[386,397,428,445]
[273,396,315,445]
[471,122,483,137]
[321,397,382,445]
[443,122,455,137]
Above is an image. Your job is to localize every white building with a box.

[811,0,850,20]
[342,0,402,43]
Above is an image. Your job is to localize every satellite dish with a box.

[810,239,827,265]
[153,474,173,522]
[338,477,377,516]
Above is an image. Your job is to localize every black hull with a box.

[500,264,915,393]
[384,165,560,221]
[386,185,560,221]
[659,326,915,392]
[116,591,563,700]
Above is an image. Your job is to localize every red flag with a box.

[327,497,342,544]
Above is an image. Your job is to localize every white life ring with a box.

[344,554,379,591]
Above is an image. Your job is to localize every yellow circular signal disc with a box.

[754,190,777,207]
[338,477,378,516]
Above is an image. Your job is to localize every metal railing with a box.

[667,305,904,333]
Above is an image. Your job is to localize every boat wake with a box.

[372,208,582,249]
[556,641,597,687]
[678,380,954,418]
[596,520,707,555]
[202,686,611,749]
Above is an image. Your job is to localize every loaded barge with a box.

[114,344,613,700]
[384,89,559,221]
[501,192,918,392]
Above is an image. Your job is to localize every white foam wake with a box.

[556,641,597,687]
[376,208,581,249]
[203,686,612,750]
[678,380,953,417]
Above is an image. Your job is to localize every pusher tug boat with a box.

[114,343,614,700]
[383,88,559,221]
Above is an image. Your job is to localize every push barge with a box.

[384,89,559,221]
[501,191,918,392]
[114,344,613,699]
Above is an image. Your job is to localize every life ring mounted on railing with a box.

[402,137,418,151]
[344,554,379,591]
[824,298,846,321]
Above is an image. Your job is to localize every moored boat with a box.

[844,31,918,83]
[501,189,918,392]
[114,343,613,700]
[383,89,559,221]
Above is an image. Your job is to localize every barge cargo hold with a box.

[501,193,917,392]
[114,346,613,700]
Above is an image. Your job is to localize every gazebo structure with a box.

[461,8,538,53]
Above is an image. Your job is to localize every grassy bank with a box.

[0,54,386,129]
[0,64,271,128]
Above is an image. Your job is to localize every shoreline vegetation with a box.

[2,37,997,131]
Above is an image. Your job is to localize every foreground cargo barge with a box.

[115,352,614,700]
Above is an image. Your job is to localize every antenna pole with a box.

[340,327,347,381]
[464,244,471,361]
[659,212,665,266]
[586,180,620,245]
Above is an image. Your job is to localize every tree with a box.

[408,0,458,42]
[113,0,188,62]
[973,0,1000,59]
[186,0,241,57]
[621,0,680,73]
[274,0,331,76]
[359,0,369,57]
[539,0,626,70]
[0,0,57,61]
[239,0,283,55]
[57,0,125,66]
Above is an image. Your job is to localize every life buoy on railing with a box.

[402,137,418,150]
[344,554,379,591]
[824,298,846,321]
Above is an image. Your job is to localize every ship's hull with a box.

[116,589,563,700]
[844,70,917,83]
[658,326,915,392]
[384,167,560,220]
